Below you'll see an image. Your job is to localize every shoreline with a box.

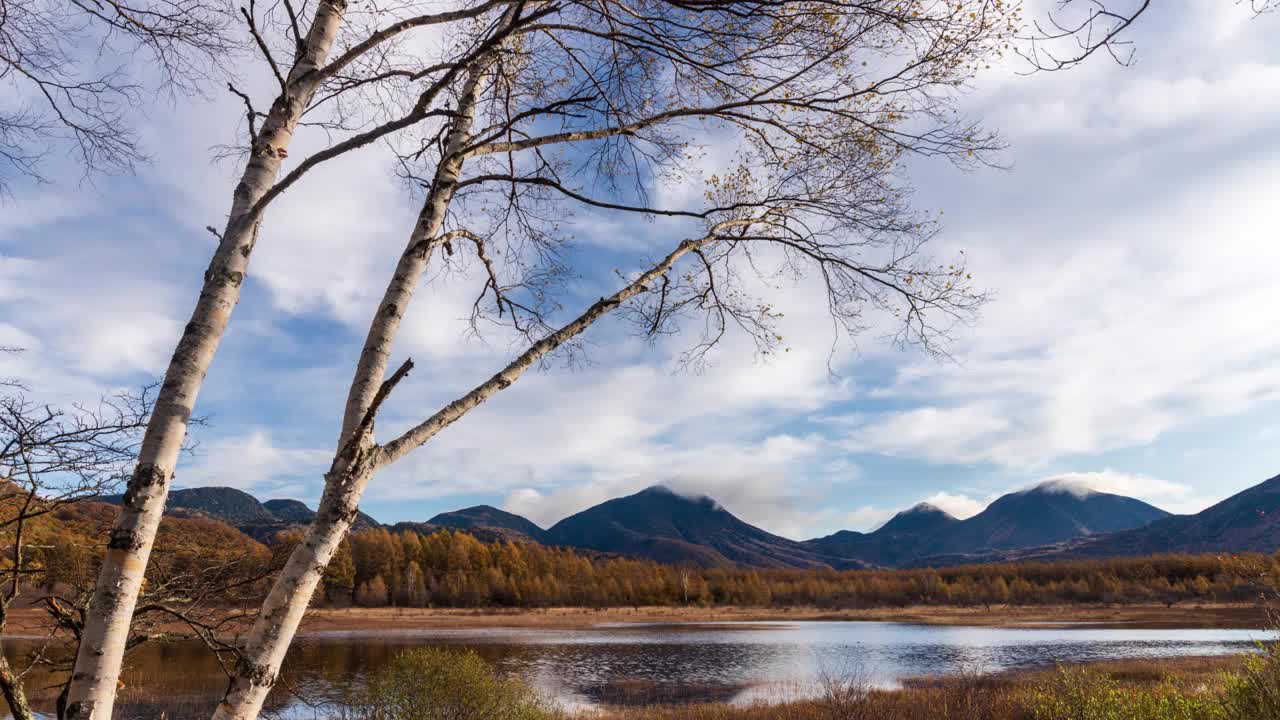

[291,602,1270,634]
[1,602,1267,640]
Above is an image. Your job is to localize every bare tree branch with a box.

[0,0,236,191]
[1020,0,1274,72]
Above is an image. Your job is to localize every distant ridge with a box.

[878,502,959,537]
[804,483,1170,568]
[261,498,316,524]
[102,486,379,541]
[918,482,1171,556]
[1044,473,1280,559]
[428,505,547,543]
[804,502,960,566]
[545,485,868,569]
[135,486,276,524]
[95,472,1280,570]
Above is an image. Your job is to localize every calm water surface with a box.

[5,621,1274,718]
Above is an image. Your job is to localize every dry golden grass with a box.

[2,601,1265,638]
[274,602,1271,634]
[581,657,1251,720]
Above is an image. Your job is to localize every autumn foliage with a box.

[308,527,1276,610]
[1,498,272,600]
[7,502,1275,611]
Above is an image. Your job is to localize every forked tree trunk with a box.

[209,61,490,720]
[62,3,351,717]
[212,212,727,720]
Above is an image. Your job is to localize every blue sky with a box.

[2,1,1278,539]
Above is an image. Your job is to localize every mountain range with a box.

[102,486,381,542]
[996,473,1280,563]
[542,486,869,569]
[118,473,1280,570]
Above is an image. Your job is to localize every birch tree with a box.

[0,390,150,720]
[66,1,566,715]
[0,382,264,720]
[213,1,1017,717]
[61,0,351,709]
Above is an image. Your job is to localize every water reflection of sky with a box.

[4,621,1274,718]
[294,621,1275,710]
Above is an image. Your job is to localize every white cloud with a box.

[840,150,1280,469]
[906,470,1202,523]
[0,191,90,234]
[379,419,842,531]
[179,430,331,496]
[2,0,1277,540]
[919,492,990,520]
[998,62,1280,144]
[844,505,895,532]
[0,248,183,379]
[1021,470,1203,514]
[360,264,863,528]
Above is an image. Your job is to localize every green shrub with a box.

[345,647,562,720]
[1220,642,1280,719]
[1024,666,1224,720]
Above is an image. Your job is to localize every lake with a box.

[4,621,1274,718]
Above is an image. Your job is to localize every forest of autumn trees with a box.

[267,527,1278,611]
[5,495,1276,614]
[0,481,1276,713]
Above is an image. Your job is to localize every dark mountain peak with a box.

[174,486,274,518]
[257,496,380,530]
[547,487,863,569]
[105,488,381,543]
[920,482,1170,557]
[1043,471,1280,560]
[103,486,276,525]
[428,505,546,542]
[818,529,866,540]
[635,484,722,508]
[876,501,959,537]
[432,503,504,517]
[262,498,315,524]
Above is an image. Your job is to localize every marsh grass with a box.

[6,644,1273,720]
[600,651,1280,720]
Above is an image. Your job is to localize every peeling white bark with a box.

[211,216,729,720]
[63,3,351,717]
[210,58,492,720]
[209,457,374,720]
[339,65,488,448]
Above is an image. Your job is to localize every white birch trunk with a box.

[208,458,375,720]
[212,224,715,720]
[62,4,350,717]
[209,61,490,720]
